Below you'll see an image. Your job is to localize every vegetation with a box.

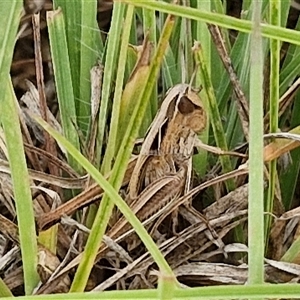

[1,0,300,299]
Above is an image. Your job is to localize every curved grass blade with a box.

[35,116,176,291]
[0,1,39,294]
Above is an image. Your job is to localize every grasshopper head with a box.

[176,86,207,134]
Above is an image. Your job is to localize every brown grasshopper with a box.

[129,83,206,199]
[36,83,207,289]
[38,83,206,232]
[101,83,207,250]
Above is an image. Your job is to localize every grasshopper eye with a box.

[177,96,196,114]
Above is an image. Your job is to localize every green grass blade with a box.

[194,43,234,191]
[215,36,248,150]
[36,114,176,292]
[192,1,211,177]
[119,0,300,45]
[179,7,193,82]
[280,91,300,209]
[1,79,40,295]
[210,0,231,88]
[0,1,22,99]
[101,4,134,173]
[47,9,82,172]
[281,234,300,263]
[3,282,300,299]
[78,0,100,132]
[265,0,280,247]
[157,272,176,300]
[53,0,82,108]
[140,7,158,135]
[175,284,300,299]
[162,45,179,88]
[96,3,126,168]
[0,277,13,297]
[248,0,264,285]
[279,18,300,96]
[0,1,39,294]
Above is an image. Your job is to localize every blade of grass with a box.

[0,1,22,100]
[169,16,181,65]
[118,0,300,45]
[215,33,249,150]
[139,7,158,136]
[53,0,82,109]
[128,10,138,45]
[1,79,40,294]
[0,277,13,297]
[280,91,300,209]
[279,16,300,96]
[86,3,127,227]
[224,2,272,135]
[176,283,300,299]
[210,0,231,89]
[265,0,280,247]
[78,0,100,133]
[193,43,235,191]
[248,0,264,285]
[162,45,180,88]
[101,5,134,174]
[224,3,259,151]
[0,1,39,294]
[96,3,126,168]
[2,282,300,299]
[281,234,300,263]
[180,2,193,82]
[125,45,138,78]
[47,9,82,172]
[157,272,176,300]
[115,40,153,152]
[192,1,211,177]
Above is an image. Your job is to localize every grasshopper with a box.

[36,83,207,291]
[38,83,206,233]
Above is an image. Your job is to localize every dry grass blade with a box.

[37,157,137,230]
[33,12,59,178]
[264,77,300,130]
[263,127,300,162]
[0,158,85,189]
